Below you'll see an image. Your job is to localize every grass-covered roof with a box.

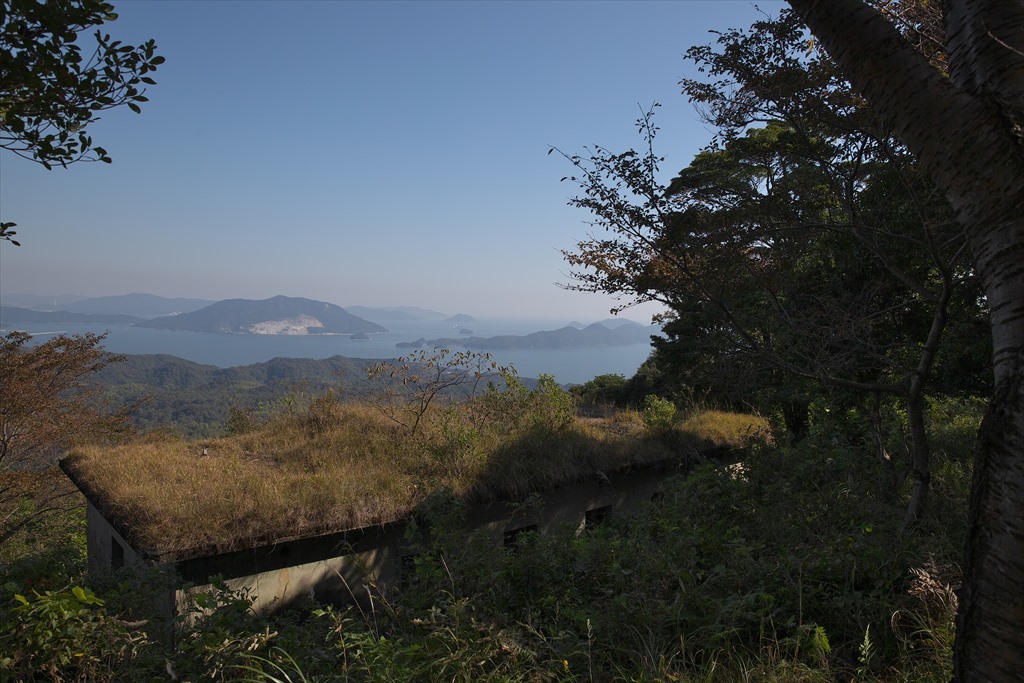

[62,387,769,560]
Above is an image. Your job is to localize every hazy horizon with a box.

[0,289,659,325]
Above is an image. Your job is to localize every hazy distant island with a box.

[134,296,387,335]
[1,293,214,318]
[446,313,478,324]
[396,321,658,350]
[0,305,145,326]
[59,293,215,318]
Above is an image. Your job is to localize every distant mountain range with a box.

[2,292,655,339]
[1,306,145,325]
[62,293,215,318]
[135,296,387,335]
[0,293,90,309]
[0,293,212,318]
[396,322,658,350]
[568,318,648,330]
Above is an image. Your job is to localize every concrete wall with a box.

[85,501,177,616]
[87,465,676,617]
[86,500,144,574]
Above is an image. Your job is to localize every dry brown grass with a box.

[679,409,773,449]
[62,400,770,558]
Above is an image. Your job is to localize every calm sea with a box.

[5,318,657,385]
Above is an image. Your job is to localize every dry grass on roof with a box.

[62,398,770,558]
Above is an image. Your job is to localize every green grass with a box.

[9,390,976,681]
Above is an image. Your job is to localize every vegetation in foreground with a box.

[0,387,974,681]
[63,372,769,557]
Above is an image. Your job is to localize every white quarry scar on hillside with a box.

[243,315,325,335]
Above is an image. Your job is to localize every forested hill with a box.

[98,352,541,438]
[397,322,658,350]
[97,353,383,437]
[134,296,387,335]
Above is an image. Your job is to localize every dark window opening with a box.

[585,505,613,528]
[503,524,538,549]
[111,537,125,570]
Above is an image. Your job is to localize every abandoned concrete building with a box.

[59,406,767,617]
[62,461,676,616]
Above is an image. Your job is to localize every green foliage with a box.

[642,394,677,431]
[924,395,987,464]
[96,354,376,439]
[0,504,87,594]
[2,402,971,680]
[530,374,577,431]
[0,0,163,171]
[0,586,146,680]
[172,578,275,680]
[367,348,514,435]
[571,373,629,413]
[475,373,576,435]
[558,9,986,511]
[396,413,970,680]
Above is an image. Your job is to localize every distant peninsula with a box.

[396,322,658,350]
[134,296,387,335]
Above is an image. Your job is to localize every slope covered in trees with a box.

[135,296,387,335]
[96,353,382,437]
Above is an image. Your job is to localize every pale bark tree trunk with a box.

[785,1,1024,679]
[867,391,898,500]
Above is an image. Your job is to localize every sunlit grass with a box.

[680,409,773,449]
[63,399,770,557]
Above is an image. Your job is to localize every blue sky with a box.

[0,0,783,322]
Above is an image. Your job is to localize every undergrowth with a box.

[61,383,768,557]
[0,393,974,681]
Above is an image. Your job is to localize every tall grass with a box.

[5,393,975,681]
[62,390,770,557]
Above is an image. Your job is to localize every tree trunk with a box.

[784,1,1024,678]
[956,349,1024,681]
[868,392,898,500]
[782,397,810,445]
[904,387,930,525]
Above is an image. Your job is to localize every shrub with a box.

[641,395,677,431]
[0,586,147,681]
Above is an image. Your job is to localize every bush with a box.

[641,395,677,431]
[0,586,147,681]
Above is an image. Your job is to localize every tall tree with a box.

[0,332,129,545]
[562,11,980,521]
[0,0,163,244]
[776,1,1023,678]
